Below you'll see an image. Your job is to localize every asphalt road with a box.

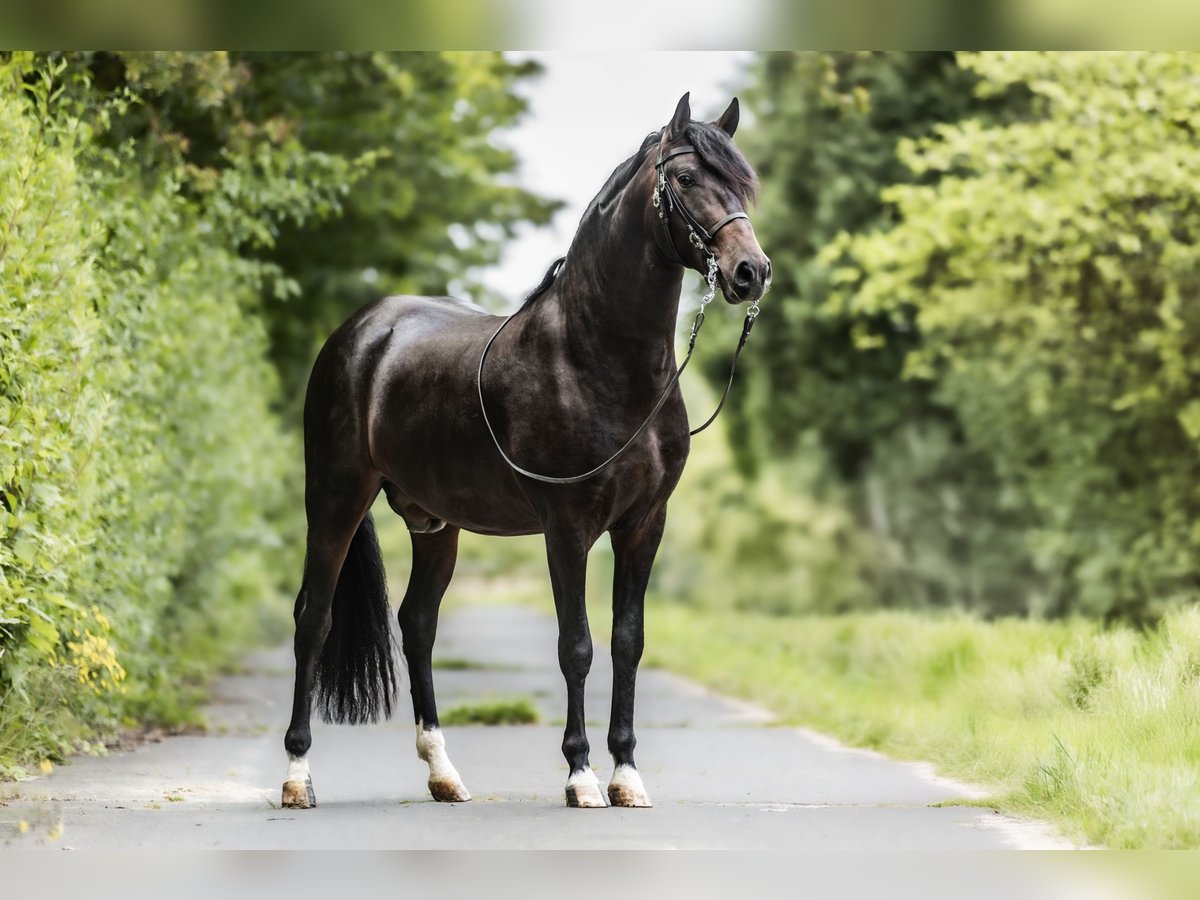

[2,603,1075,857]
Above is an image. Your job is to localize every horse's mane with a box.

[514,256,567,313]
[514,120,758,312]
[684,122,759,206]
[513,133,660,313]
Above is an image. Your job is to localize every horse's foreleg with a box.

[281,481,377,809]
[605,510,665,808]
[397,526,471,802]
[544,526,605,807]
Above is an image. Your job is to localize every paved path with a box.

[2,604,1072,855]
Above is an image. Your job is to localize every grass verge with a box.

[639,600,1200,848]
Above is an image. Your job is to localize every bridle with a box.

[477,140,764,485]
[653,143,751,273]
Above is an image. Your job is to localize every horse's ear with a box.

[666,92,691,141]
[715,97,739,137]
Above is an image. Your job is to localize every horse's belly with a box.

[372,392,543,537]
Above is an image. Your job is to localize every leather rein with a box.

[476,143,762,485]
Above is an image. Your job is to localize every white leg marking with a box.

[607,763,652,808]
[416,721,471,802]
[281,753,315,809]
[286,754,309,782]
[565,766,607,808]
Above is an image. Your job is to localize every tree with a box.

[0,51,558,770]
[70,51,559,402]
[713,52,999,476]
[833,52,1200,619]
[232,52,560,401]
[703,52,1038,614]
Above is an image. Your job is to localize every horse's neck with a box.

[531,185,685,373]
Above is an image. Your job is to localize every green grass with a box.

[440,697,540,726]
[431,657,521,671]
[639,600,1200,849]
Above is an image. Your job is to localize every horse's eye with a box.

[677,172,695,188]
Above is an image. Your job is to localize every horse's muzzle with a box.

[720,254,771,304]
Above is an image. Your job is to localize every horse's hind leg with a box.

[397,525,471,802]
[281,475,381,809]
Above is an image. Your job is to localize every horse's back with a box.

[328,294,492,351]
[310,293,494,388]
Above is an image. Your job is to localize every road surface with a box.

[2,603,1072,855]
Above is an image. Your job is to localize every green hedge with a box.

[0,50,556,775]
[0,56,311,773]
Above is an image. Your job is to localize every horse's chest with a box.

[607,420,689,506]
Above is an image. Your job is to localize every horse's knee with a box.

[558,635,593,679]
[610,627,644,665]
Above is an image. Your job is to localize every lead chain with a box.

[699,249,718,311]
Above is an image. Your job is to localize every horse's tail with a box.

[314,512,397,724]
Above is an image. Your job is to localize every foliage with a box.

[0,51,554,774]
[829,52,1200,619]
[237,52,559,401]
[0,52,307,772]
[0,59,112,763]
[708,52,982,473]
[686,51,1200,619]
[686,52,1041,616]
[638,598,1200,848]
[69,51,559,405]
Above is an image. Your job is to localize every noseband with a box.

[477,143,764,485]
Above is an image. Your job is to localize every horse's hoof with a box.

[429,777,471,802]
[607,765,652,808]
[281,776,316,809]
[565,768,607,808]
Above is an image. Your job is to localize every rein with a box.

[477,144,761,486]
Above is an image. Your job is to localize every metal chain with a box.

[699,244,718,311]
[685,245,719,350]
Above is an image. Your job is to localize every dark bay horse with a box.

[281,93,770,810]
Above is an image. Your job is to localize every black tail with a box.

[314,513,397,724]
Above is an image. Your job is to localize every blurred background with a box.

[2,51,1199,848]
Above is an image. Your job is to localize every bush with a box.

[0,59,120,766]
[832,52,1200,619]
[0,54,309,773]
[1,50,554,774]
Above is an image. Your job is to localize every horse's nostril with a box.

[734,260,755,287]
[763,259,772,282]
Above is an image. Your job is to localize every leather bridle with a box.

[477,140,764,485]
[653,143,749,266]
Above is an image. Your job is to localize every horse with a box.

[280,92,771,810]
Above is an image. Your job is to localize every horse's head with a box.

[652,93,771,305]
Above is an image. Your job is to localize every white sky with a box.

[477,52,754,308]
